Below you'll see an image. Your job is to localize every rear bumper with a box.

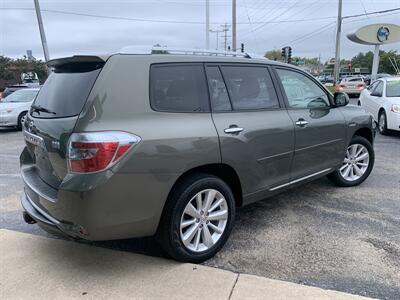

[20,151,176,241]
[21,191,84,238]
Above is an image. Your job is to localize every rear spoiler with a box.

[47,55,109,72]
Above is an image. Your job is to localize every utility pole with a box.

[206,0,210,49]
[210,29,224,50]
[318,53,321,74]
[333,0,342,84]
[220,23,231,51]
[232,0,237,51]
[33,0,50,63]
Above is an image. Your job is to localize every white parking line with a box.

[0,174,21,178]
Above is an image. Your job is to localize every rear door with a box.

[206,64,295,203]
[22,57,104,189]
[273,67,346,180]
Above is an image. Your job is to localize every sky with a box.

[1,0,399,62]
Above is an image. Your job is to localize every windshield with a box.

[386,80,400,97]
[3,89,39,103]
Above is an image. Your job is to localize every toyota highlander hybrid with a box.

[20,47,375,262]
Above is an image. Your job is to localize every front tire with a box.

[17,112,27,131]
[328,136,374,187]
[158,174,235,263]
[378,110,389,135]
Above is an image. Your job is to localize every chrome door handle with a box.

[295,120,308,127]
[224,126,244,134]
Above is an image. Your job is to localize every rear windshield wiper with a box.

[31,104,56,115]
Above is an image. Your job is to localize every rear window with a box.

[31,68,100,118]
[2,89,38,103]
[150,64,209,112]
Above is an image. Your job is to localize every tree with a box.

[0,56,47,90]
[264,50,282,61]
[351,50,400,74]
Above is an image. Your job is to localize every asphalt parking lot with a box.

[1,107,399,300]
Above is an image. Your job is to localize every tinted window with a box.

[220,66,279,110]
[348,77,363,82]
[32,69,100,118]
[386,80,400,97]
[276,69,330,109]
[150,64,209,112]
[206,66,231,111]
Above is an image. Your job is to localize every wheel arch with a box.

[18,110,28,120]
[166,163,243,208]
[353,127,373,144]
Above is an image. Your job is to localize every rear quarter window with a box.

[150,64,210,112]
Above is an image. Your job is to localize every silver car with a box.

[0,88,39,130]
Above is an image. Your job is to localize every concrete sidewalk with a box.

[0,229,374,300]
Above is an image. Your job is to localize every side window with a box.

[373,82,383,96]
[367,81,377,91]
[276,68,330,109]
[150,64,209,112]
[220,66,280,110]
[205,66,232,111]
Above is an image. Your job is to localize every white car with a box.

[359,77,400,134]
[0,88,39,130]
[335,76,366,96]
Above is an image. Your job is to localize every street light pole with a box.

[333,0,342,84]
[33,0,50,63]
[232,0,237,51]
[206,0,210,49]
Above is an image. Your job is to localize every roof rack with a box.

[119,45,255,58]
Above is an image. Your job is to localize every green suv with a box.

[20,47,375,262]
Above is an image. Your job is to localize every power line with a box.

[0,7,336,25]
[1,6,399,26]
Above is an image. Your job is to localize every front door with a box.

[205,64,295,203]
[274,67,346,180]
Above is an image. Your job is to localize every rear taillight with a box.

[340,83,347,88]
[67,131,141,173]
[356,83,365,89]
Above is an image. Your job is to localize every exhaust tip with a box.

[23,211,37,224]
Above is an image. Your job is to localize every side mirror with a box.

[370,91,382,97]
[333,92,349,107]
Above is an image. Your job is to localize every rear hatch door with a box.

[22,56,105,189]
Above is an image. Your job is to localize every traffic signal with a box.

[241,43,244,53]
[287,47,292,64]
[281,47,286,60]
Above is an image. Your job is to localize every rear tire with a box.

[17,112,27,131]
[157,173,235,263]
[378,110,389,135]
[328,136,374,187]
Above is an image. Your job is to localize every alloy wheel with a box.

[379,113,386,133]
[180,189,228,253]
[339,143,370,182]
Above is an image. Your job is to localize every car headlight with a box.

[390,104,400,114]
